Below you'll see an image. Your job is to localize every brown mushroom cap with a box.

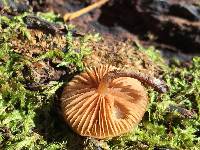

[61,65,148,139]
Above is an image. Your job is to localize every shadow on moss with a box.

[33,93,86,149]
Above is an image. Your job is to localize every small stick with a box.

[64,0,109,21]
[24,15,64,34]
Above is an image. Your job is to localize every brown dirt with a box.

[9,27,159,90]
[83,35,159,76]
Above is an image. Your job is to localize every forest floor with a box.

[0,0,200,150]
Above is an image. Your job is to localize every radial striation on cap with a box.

[61,65,148,139]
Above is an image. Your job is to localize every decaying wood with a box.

[0,0,31,15]
[23,15,66,35]
[135,0,200,53]
[23,15,84,36]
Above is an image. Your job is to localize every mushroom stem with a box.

[97,80,109,94]
[102,70,168,93]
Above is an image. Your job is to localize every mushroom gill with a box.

[61,65,166,139]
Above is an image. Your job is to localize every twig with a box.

[23,15,84,36]
[24,15,65,35]
[63,0,109,21]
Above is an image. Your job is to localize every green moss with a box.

[0,13,200,150]
[136,42,168,70]
[106,51,200,149]
[0,13,97,149]
[36,12,61,23]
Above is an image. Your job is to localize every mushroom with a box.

[61,65,167,139]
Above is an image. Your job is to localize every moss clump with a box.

[105,54,200,150]
[0,13,99,149]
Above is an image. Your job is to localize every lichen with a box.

[0,12,200,150]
